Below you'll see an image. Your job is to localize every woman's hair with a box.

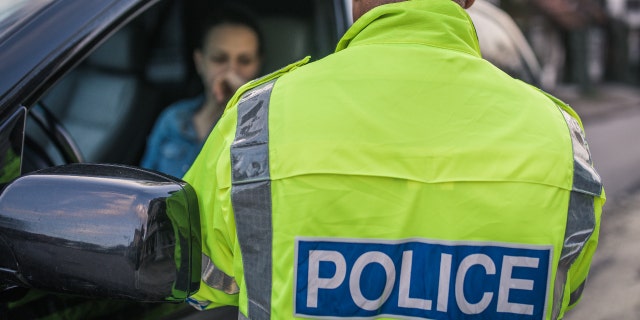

[195,2,264,56]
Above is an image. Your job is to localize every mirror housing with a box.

[0,164,201,302]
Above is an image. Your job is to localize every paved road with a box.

[585,109,640,202]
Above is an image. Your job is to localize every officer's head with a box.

[352,0,476,21]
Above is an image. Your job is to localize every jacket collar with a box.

[336,0,481,57]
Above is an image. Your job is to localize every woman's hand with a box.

[212,71,245,105]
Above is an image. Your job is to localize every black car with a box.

[0,0,348,318]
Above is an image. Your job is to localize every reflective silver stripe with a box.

[201,253,239,294]
[231,80,276,320]
[560,110,602,196]
[551,109,601,319]
[569,280,587,306]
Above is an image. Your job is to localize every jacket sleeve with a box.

[565,194,605,310]
[182,105,241,311]
[559,95,606,311]
[535,86,607,313]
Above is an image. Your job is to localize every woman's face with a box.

[195,23,261,104]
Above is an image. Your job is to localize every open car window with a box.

[25,0,348,173]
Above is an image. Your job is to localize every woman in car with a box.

[141,4,263,177]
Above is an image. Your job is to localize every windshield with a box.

[0,0,54,41]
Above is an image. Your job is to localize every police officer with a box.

[184,0,605,319]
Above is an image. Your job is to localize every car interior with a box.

[25,0,347,175]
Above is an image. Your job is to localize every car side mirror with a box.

[0,164,201,302]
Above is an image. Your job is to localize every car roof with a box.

[0,0,157,115]
[0,1,54,43]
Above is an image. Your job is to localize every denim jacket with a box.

[140,95,207,177]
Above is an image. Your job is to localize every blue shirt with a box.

[140,96,207,177]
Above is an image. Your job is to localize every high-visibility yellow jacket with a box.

[184,0,605,319]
